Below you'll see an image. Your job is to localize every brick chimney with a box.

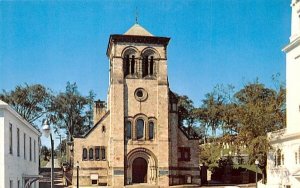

[93,100,107,124]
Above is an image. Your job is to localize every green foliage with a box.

[41,145,51,160]
[199,143,222,168]
[49,82,95,138]
[0,84,52,126]
[0,82,96,138]
[176,94,195,127]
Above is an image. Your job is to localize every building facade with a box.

[0,100,41,188]
[265,0,300,187]
[73,24,200,187]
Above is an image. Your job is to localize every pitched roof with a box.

[124,24,153,36]
[0,100,41,136]
[0,100,8,106]
[76,110,110,138]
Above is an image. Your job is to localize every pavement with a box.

[45,158,60,168]
[40,158,68,187]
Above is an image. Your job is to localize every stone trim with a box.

[79,167,107,170]
[169,174,201,179]
[107,34,170,56]
[169,166,200,171]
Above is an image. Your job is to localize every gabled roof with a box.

[124,24,153,36]
[0,100,41,136]
[77,111,110,138]
[0,100,8,105]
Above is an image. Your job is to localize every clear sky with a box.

[0,0,290,147]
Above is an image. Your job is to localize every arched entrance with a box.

[126,148,158,185]
[132,157,147,183]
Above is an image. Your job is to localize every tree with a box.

[176,94,196,127]
[0,84,52,126]
[41,145,51,161]
[234,82,286,182]
[55,139,67,157]
[199,91,223,137]
[49,82,94,138]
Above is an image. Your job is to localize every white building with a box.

[264,0,300,187]
[0,100,41,188]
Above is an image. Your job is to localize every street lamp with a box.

[255,159,259,188]
[76,161,79,188]
[42,120,54,188]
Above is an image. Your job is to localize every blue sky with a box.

[0,0,290,147]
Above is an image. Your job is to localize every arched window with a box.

[126,121,132,139]
[149,122,154,140]
[143,56,149,77]
[136,119,144,140]
[149,56,154,75]
[277,149,281,166]
[130,55,135,74]
[89,148,94,160]
[82,148,87,160]
[124,55,130,77]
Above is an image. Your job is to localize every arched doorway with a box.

[132,157,147,183]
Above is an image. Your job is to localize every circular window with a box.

[136,90,143,98]
[134,88,148,102]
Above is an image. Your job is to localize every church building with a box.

[72,24,200,187]
[264,0,300,187]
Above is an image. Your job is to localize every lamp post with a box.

[42,120,54,188]
[255,159,259,188]
[76,161,79,188]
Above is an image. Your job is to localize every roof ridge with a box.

[124,23,153,36]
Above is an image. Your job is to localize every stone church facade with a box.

[73,24,200,187]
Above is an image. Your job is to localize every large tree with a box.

[49,82,95,138]
[234,82,285,182]
[0,84,52,126]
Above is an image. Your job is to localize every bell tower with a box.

[283,0,300,134]
[106,24,170,186]
[290,0,300,41]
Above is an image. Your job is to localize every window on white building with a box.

[296,152,298,164]
[29,137,32,161]
[24,133,26,159]
[277,149,281,166]
[9,123,13,154]
[34,139,36,162]
[10,180,13,188]
[17,128,20,156]
[299,147,300,164]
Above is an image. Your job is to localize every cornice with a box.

[270,131,300,144]
[107,35,170,57]
[282,36,300,53]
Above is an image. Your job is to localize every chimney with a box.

[93,100,107,124]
